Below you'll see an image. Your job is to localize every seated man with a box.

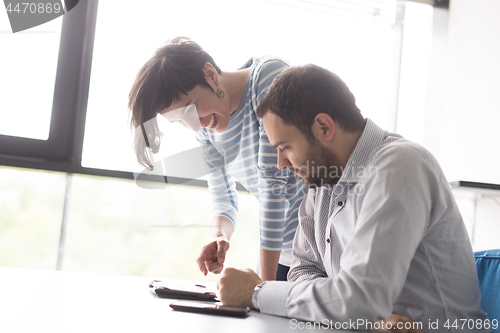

[218,64,490,332]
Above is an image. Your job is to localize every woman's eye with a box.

[183,104,196,115]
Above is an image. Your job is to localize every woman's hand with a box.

[196,236,230,275]
[196,216,234,275]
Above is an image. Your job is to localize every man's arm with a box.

[218,268,422,333]
[218,268,263,308]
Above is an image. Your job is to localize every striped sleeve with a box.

[253,59,291,250]
[195,131,239,225]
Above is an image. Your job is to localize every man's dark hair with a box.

[128,37,221,170]
[256,64,365,139]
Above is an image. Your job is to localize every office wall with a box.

[440,0,500,184]
[439,0,500,250]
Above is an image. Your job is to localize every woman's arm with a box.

[259,249,281,281]
[196,215,234,275]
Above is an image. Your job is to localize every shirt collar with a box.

[337,118,386,183]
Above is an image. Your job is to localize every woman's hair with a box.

[257,64,365,139]
[128,37,221,170]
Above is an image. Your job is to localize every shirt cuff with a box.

[258,281,293,317]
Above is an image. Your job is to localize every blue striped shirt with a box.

[196,57,307,258]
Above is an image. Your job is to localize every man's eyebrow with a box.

[271,140,287,149]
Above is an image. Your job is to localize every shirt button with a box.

[326,238,331,244]
[338,201,343,206]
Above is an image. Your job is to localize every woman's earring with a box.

[216,88,225,98]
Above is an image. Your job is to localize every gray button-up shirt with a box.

[257,119,489,332]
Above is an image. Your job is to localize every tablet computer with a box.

[149,280,218,302]
[170,300,250,318]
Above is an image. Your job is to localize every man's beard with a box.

[292,138,343,188]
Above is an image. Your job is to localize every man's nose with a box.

[277,150,291,170]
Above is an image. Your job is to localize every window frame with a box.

[0,0,96,163]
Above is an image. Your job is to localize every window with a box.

[0,165,259,281]
[0,166,66,269]
[0,1,95,163]
[0,15,62,140]
[61,174,259,280]
[83,0,401,175]
[395,1,434,145]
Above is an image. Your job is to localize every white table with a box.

[0,267,354,333]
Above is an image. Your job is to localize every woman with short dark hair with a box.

[128,37,306,281]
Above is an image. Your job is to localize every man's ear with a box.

[203,62,219,86]
[313,113,336,141]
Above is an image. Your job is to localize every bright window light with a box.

[82,0,398,176]
[0,11,62,140]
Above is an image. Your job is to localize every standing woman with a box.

[128,37,306,281]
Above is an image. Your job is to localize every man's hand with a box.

[218,267,263,308]
[196,236,230,275]
[373,313,423,333]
